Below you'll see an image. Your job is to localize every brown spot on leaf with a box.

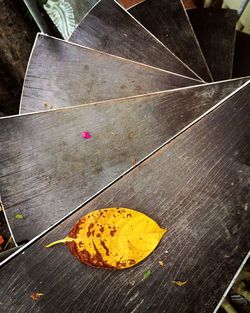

[86,223,94,237]
[110,226,117,237]
[100,226,105,233]
[100,240,110,256]
[68,220,83,239]
[116,261,127,268]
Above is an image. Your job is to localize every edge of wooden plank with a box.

[114,0,204,82]
[2,79,249,268]
[69,0,204,82]
[230,18,237,79]
[19,32,203,114]
[181,1,213,81]
[15,76,249,117]
[117,0,145,10]
[0,198,18,247]
[213,250,250,313]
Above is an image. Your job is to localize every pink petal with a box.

[81,131,92,139]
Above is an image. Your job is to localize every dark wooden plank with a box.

[69,0,200,81]
[20,33,201,114]
[129,0,213,82]
[233,31,250,78]
[0,81,249,313]
[188,8,237,81]
[1,77,248,245]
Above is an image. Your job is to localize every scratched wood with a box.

[1,77,248,245]
[233,31,250,78]
[0,82,249,313]
[20,33,201,114]
[188,8,237,81]
[69,0,200,81]
[129,0,213,82]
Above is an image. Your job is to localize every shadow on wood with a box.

[188,8,237,81]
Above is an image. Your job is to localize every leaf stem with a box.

[45,237,72,248]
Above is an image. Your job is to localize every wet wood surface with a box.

[20,33,201,114]
[1,78,248,244]
[69,0,200,81]
[0,82,249,313]
[188,8,237,81]
[129,0,212,82]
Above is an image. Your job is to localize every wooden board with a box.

[188,8,237,81]
[129,0,213,82]
[118,0,145,9]
[1,77,248,245]
[20,33,201,114]
[233,31,250,78]
[69,0,200,81]
[0,81,249,313]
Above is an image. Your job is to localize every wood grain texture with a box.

[129,0,213,82]
[188,8,237,81]
[69,0,200,80]
[0,82,249,313]
[1,78,248,244]
[233,31,250,78]
[20,33,201,114]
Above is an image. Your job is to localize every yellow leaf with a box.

[172,280,188,286]
[46,208,166,269]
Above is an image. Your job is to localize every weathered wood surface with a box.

[20,33,201,114]
[0,82,249,313]
[1,78,248,244]
[69,0,200,81]
[188,8,237,81]
[233,31,250,78]
[129,0,212,82]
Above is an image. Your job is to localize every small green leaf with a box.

[15,213,24,219]
[143,270,151,280]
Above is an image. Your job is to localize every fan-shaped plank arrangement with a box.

[0,2,249,313]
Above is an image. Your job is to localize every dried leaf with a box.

[15,213,24,219]
[158,261,164,266]
[81,131,92,139]
[172,280,188,286]
[46,208,166,269]
[31,292,44,301]
[143,270,151,279]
